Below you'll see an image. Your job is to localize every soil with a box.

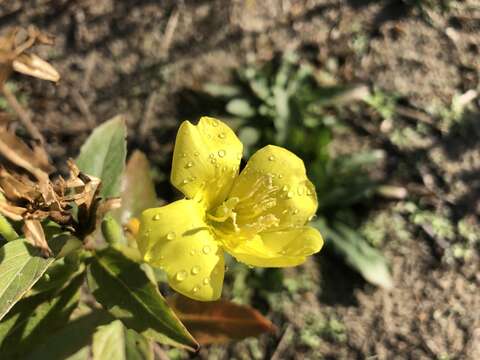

[1,0,479,359]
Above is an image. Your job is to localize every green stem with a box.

[0,214,19,241]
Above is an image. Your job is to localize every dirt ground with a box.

[1,0,479,359]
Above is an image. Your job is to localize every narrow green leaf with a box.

[314,220,393,289]
[26,308,113,360]
[0,236,70,320]
[0,274,84,358]
[114,150,158,225]
[93,320,153,360]
[87,247,198,351]
[0,214,18,242]
[76,115,127,198]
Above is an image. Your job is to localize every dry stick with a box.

[271,325,294,360]
[2,84,45,145]
[160,9,180,58]
[139,91,158,139]
[72,88,95,128]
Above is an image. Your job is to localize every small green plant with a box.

[205,53,393,288]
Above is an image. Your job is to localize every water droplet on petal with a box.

[166,232,176,240]
[293,209,299,215]
[209,153,215,159]
[280,250,287,255]
[152,213,161,221]
[210,158,217,164]
[202,245,211,254]
[181,179,189,185]
[192,286,199,293]
[194,151,200,157]
[268,155,275,161]
[181,153,187,158]
[203,278,210,285]
[278,174,284,179]
[185,161,193,168]
[287,191,294,199]
[282,185,289,192]
[211,120,219,127]
[189,249,196,256]
[297,186,304,196]
[175,270,187,282]
[218,149,226,158]
[191,266,200,275]
[218,132,226,139]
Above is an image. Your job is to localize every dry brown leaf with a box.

[23,219,52,257]
[13,53,60,82]
[168,294,277,345]
[0,26,59,85]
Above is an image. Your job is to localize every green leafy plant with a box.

[205,53,393,288]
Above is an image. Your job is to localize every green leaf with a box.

[0,274,84,358]
[314,220,393,289]
[92,320,153,360]
[0,236,71,320]
[0,214,18,242]
[76,115,127,198]
[203,83,242,98]
[26,308,113,360]
[87,247,198,351]
[226,98,256,118]
[114,150,158,225]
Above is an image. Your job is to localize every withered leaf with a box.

[13,53,60,82]
[23,219,51,257]
[167,294,277,345]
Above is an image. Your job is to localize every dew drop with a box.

[280,249,287,255]
[282,185,289,192]
[209,153,215,159]
[202,245,211,254]
[191,266,200,275]
[293,208,299,215]
[218,132,226,139]
[268,155,275,161]
[287,191,294,199]
[210,158,217,164]
[166,232,176,240]
[152,213,161,221]
[278,174,284,179]
[192,286,199,293]
[218,149,226,158]
[181,153,187,158]
[185,161,193,168]
[211,120,219,127]
[181,179,189,185]
[175,270,187,282]
[189,249,196,256]
[297,186,304,196]
[203,278,210,285]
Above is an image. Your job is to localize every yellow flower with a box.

[137,117,323,301]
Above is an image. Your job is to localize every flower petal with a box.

[137,199,224,301]
[229,145,317,231]
[224,226,323,267]
[171,117,243,210]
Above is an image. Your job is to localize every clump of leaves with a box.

[205,53,393,288]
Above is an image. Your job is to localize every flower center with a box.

[207,175,281,242]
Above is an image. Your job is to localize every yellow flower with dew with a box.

[137,117,323,301]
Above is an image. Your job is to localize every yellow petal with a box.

[228,145,317,232]
[171,117,243,210]
[224,227,323,267]
[137,199,224,301]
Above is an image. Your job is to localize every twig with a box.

[2,83,45,145]
[139,91,158,139]
[271,325,294,360]
[82,52,97,93]
[72,88,95,128]
[160,9,180,58]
